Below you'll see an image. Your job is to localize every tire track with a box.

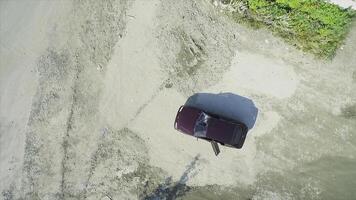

[21,0,129,199]
[60,66,79,199]
[22,48,77,199]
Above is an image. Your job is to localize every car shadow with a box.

[142,155,200,200]
[184,93,258,130]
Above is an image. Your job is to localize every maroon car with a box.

[174,106,248,155]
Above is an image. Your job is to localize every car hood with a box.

[175,106,202,135]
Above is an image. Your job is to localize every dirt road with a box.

[1,0,355,199]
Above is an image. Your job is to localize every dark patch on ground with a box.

[176,32,207,77]
[353,71,356,82]
[82,127,165,199]
[165,83,174,88]
[29,49,72,124]
[183,185,252,200]
[142,155,200,200]
[2,185,14,200]
[341,103,356,119]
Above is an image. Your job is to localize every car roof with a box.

[176,106,244,146]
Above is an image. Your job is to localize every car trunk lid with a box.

[206,118,236,144]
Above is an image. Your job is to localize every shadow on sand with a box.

[142,155,200,200]
[185,93,258,130]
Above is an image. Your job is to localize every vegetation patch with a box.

[218,0,355,58]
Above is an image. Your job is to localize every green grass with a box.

[222,0,355,58]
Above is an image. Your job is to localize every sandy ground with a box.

[0,0,72,195]
[329,0,356,9]
[1,0,356,199]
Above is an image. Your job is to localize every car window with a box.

[193,112,209,138]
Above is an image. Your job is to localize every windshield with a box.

[193,112,209,138]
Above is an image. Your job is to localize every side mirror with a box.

[210,141,220,156]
